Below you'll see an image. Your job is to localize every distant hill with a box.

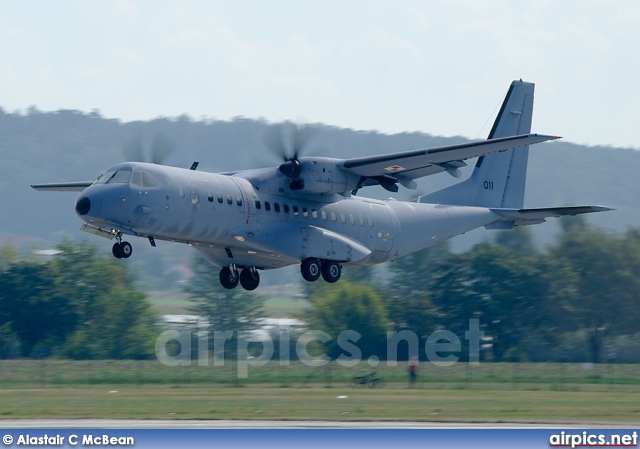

[1,107,636,285]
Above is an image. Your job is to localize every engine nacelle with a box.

[290,157,360,194]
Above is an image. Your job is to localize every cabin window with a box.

[236,196,243,206]
[255,200,261,210]
[312,209,318,219]
[274,203,280,213]
[207,192,214,202]
[340,213,346,223]
[358,215,365,226]
[283,204,290,214]
[330,212,337,222]
[349,214,356,225]
[293,206,299,216]
[217,193,223,204]
[178,187,185,198]
[321,210,327,220]
[226,194,233,205]
[367,217,374,227]
[302,207,309,218]
[265,201,271,211]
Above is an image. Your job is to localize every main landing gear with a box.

[300,258,342,283]
[219,265,261,291]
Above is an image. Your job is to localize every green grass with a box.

[0,385,638,424]
[0,360,639,423]
[1,360,638,388]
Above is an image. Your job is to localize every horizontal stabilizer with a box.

[31,182,93,192]
[491,205,613,226]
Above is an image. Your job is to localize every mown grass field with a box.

[0,360,639,424]
[1,385,639,424]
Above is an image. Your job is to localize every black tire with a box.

[240,268,260,291]
[219,266,239,289]
[119,241,133,258]
[112,242,122,259]
[321,260,341,283]
[301,258,321,282]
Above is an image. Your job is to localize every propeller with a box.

[123,131,177,165]
[263,123,315,180]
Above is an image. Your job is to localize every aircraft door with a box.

[370,203,394,253]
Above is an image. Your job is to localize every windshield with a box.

[96,168,132,184]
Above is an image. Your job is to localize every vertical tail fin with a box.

[418,80,535,208]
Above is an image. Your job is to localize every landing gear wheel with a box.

[321,260,341,283]
[219,266,239,289]
[112,241,132,259]
[112,242,122,259]
[119,241,133,258]
[301,258,321,282]
[240,268,260,291]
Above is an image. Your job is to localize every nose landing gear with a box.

[112,237,133,259]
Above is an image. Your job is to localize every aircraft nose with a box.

[75,196,91,216]
[75,194,102,218]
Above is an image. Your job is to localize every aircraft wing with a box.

[491,205,614,226]
[31,182,94,192]
[340,134,558,184]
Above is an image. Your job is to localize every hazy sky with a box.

[1,1,638,148]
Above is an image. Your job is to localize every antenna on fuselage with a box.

[190,162,199,171]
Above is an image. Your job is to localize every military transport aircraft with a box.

[32,80,611,290]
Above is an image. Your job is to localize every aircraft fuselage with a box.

[76,162,499,272]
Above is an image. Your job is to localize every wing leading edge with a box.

[31,182,94,192]
[340,133,559,184]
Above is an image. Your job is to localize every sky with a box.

[1,0,638,149]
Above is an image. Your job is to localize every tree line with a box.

[306,217,640,364]
[0,240,157,359]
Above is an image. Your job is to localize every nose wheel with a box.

[112,241,133,259]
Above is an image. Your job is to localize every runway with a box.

[0,419,630,429]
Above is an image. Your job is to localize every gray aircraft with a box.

[32,80,611,290]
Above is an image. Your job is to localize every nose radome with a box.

[75,196,91,216]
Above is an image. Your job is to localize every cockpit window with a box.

[97,168,132,184]
[131,172,142,187]
[130,172,158,188]
[141,172,158,188]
